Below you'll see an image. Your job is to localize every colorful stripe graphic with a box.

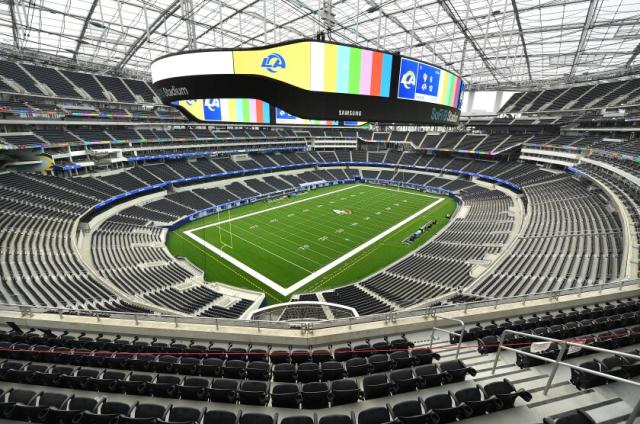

[360,49,372,95]
[436,71,462,108]
[310,42,392,97]
[182,98,271,123]
[451,76,461,109]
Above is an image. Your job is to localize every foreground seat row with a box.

[0,359,475,407]
[0,344,445,382]
[0,379,532,423]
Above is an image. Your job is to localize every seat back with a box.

[424,394,463,423]
[393,400,422,418]
[204,410,236,424]
[67,397,98,412]
[239,412,274,424]
[453,388,495,416]
[302,382,329,408]
[270,383,299,408]
[38,392,68,408]
[135,403,166,419]
[358,407,390,424]
[168,406,200,423]
[331,379,359,405]
[185,376,209,387]
[319,415,353,424]
[281,417,314,424]
[8,389,38,404]
[101,401,131,415]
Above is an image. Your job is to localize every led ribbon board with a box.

[175,99,271,124]
[151,40,463,125]
[173,98,347,126]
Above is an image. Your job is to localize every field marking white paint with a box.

[185,190,445,296]
[189,184,358,233]
[184,231,286,294]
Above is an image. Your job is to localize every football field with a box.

[167,183,457,304]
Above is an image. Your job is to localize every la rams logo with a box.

[261,53,286,73]
[204,98,220,111]
[401,70,416,90]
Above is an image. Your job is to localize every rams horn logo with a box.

[401,70,416,90]
[261,53,286,73]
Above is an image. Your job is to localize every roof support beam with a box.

[569,0,601,78]
[116,0,181,71]
[359,15,638,48]
[510,0,531,81]
[72,0,99,60]
[363,0,453,71]
[8,0,21,49]
[181,0,198,50]
[625,42,640,68]
[179,0,261,50]
[437,0,500,83]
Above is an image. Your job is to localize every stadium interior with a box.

[0,1,639,424]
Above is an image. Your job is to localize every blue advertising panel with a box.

[415,63,440,98]
[203,99,222,121]
[397,58,419,101]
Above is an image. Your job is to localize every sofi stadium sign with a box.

[151,39,464,125]
[431,108,460,124]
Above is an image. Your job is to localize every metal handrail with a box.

[491,329,640,424]
[429,315,465,359]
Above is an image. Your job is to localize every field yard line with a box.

[183,231,287,295]
[215,226,316,272]
[283,197,445,295]
[189,184,359,232]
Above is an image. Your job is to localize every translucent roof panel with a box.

[0,0,638,89]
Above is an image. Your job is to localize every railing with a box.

[429,315,465,359]
[1,278,637,331]
[491,329,640,424]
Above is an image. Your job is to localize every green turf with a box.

[166,183,457,304]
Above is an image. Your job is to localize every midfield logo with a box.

[261,53,286,73]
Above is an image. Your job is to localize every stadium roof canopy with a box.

[0,0,638,89]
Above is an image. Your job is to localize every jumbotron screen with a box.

[397,57,465,110]
[152,40,464,125]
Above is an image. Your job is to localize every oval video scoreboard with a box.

[151,40,464,125]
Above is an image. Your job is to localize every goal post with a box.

[217,206,234,249]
